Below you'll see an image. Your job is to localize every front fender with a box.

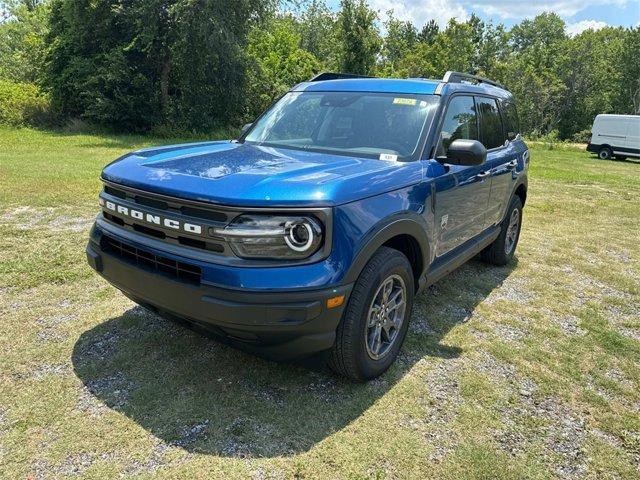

[342,214,431,285]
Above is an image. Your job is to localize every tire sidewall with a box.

[353,253,414,379]
[502,196,523,261]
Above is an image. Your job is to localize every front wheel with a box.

[481,196,523,266]
[598,147,612,160]
[328,247,414,381]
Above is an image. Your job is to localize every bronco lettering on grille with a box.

[100,198,203,235]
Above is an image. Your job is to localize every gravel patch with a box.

[604,247,632,264]
[617,327,640,342]
[498,396,587,478]
[171,420,210,448]
[570,274,632,307]
[492,323,527,342]
[473,351,517,382]
[122,441,171,475]
[555,314,587,336]
[484,276,536,305]
[591,428,623,448]
[36,328,68,343]
[408,308,438,335]
[76,372,137,416]
[36,314,77,327]
[413,359,464,462]
[32,363,71,379]
[305,373,339,402]
[76,327,121,362]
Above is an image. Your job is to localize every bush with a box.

[571,129,592,144]
[0,80,53,127]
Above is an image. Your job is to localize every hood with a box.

[101,141,423,207]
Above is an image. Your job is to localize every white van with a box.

[587,114,640,160]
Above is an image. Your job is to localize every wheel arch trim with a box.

[342,214,430,286]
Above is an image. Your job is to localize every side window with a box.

[499,99,520,140]
[437,95,478,156]
[476,97,505,149]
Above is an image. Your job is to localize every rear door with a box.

[477,97,517,227]
[624,117,640,153]
[432,95,491,257]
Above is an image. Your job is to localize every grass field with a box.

[0,127,639,479]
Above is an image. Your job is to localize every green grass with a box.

[1,127,638,479]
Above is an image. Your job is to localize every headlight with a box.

[214,214,323,259]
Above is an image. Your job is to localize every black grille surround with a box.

[98,180,333,267]
[101,234,201,285]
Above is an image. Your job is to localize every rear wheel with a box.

[598,147,612,160]
[328,247,414,381]
[480,196,523,266]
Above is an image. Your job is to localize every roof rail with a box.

[442,71,504,90]
[309,72,372,82]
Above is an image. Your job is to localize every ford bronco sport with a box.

[87,71,529,381]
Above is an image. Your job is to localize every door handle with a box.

[477,171,490,179]
[507,159,518,169]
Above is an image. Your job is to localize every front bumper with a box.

[87,226,352,359]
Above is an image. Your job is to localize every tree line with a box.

[1,0,638,140]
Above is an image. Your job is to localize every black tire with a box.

[480,196,523,266]
[598,147,612,160]
[328,247,414,381]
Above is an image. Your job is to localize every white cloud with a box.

[565,19,609,35]
[468,0,628,20]
[367,0,628,28]
[369,0,468,28]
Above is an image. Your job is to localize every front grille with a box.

[101,235,201,285]
[101,182,230,254]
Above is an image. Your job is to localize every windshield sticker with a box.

[379,153,398,161]
[393,97,417,106]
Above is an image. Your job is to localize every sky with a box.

[325,0,640,35]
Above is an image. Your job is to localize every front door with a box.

[432,95,491,257]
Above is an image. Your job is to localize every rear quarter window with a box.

[499,99,520,140]
[476,97,504,150]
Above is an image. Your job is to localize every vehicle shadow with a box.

[72,258,516,457]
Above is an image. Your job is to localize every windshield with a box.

[244,91,439,160]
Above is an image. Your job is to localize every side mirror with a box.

[445,139,487,166]
[240,123,252,137]
[507,131,517,141]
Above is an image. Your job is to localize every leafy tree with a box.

[616,27,640,114]
[418,20,439,45]
[246,16,321,117]
[382,11,417,69]
[45,0,275,131]
[504,13,569,134]
[337,0,380,75]
[297,0,337,69]
[0,0,50,83]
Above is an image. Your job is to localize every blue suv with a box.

[86,71,529,381]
